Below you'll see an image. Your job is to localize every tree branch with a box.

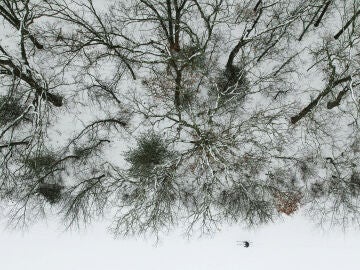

[327,87,348,109]
[334,9,360,39]
[0,141,29,149]
[0,4,44,49]
[314,1,332,27]
[291,76,351,124]
[0,59,63,107]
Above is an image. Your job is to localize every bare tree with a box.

[0,0,359,237]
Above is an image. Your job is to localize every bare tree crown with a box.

[0,0,359,237]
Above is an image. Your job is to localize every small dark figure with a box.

[236,240,251,248]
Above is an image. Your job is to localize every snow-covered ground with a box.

[0,212,359,270]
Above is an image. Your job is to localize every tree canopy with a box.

[0,0,359,237]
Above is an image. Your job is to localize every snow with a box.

[0,212,359,270]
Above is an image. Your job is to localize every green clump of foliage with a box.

[179,88,196,108]
[0,96,24,126]
[74,145,93,158]
[24,153,58,175]
[180,44,206,70]
[212,65,250,104]
[126,132,174,179]
[350,172,360,196]
[37,183,63,204]
[73,140,109,158]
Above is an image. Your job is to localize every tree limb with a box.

[334,9,360,39]
[291,76,351,124]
